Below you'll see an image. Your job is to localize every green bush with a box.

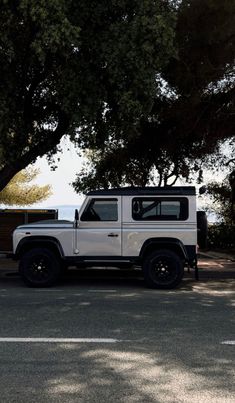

[208,224,235,250]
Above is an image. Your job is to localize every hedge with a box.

[208,224,235,250]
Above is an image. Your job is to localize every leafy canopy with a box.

[1,0,234,195]
[0,0,175,191]
[73,0,235,192]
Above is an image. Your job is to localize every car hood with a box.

[16,219,74,230]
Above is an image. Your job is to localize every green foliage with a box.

[203,179,232,224]
[0,168,52,206]
[0,0,80,190]
[74,0,235,191]
[208,224,235,251]
[203,160,235,224]
[1,1,234,193]
[0,0,175,191]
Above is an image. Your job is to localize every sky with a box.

[0,135,225,223]
[5,134,226,217]
[30,135,224,210]
[32,137,85,208]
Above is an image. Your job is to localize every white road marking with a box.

[0,337,120,343]
[88,289,117,293]
[34,289,64,292]
[221,340,235,345]
[33,289,117,293]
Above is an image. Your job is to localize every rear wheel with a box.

[143,249,184,289]
[19,248,61,287]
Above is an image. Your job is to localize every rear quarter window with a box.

[132,197,188,221]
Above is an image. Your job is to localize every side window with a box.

[132,198,188,221]
[81,199,118,221]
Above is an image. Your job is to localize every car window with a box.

[81,199,118,221]
[132,198,188,220]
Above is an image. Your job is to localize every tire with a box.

[143,249,184,289]
[197,211,208,249]
[19,248,61,287]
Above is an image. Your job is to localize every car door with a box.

[76,196,122,256]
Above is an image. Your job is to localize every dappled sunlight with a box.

[192,281,235,297]
[48,380,83,394]
[42,345,235,402]
[1,263,235,402]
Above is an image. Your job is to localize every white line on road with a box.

[0,337,120,343]
[34,289,64,292]
[88,289,117,293]
[33,289,118,293]
[221,340,235,345]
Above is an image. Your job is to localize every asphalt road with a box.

[0,259,234,402]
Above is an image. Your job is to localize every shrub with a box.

[208,224,235,250]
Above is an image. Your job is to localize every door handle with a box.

[108,233,119,237]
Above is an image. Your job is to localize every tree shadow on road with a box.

[0,267,235,402]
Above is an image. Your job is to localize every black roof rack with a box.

[87,186,196,196]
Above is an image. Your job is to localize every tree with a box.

[199,152,235,224]
[0,0,175,191]
[203,167,235,249]
[0,0,80,191]
[229,168,235,225]
[73,0,235,192]
[0,168,51,206]
[203,180,232,224]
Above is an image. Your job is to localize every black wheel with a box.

[19,248,61,287]
[143,249,184,289]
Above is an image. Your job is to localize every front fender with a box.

[14,236,64,259]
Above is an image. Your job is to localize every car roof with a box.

[87,186,196,196]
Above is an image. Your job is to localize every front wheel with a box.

[19,248,61,287]
[143,249,184,289]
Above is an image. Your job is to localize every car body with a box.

[13,186,199,288]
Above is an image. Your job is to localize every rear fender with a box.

[140,238,189,261]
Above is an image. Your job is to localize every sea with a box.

[49,205,81,221]
[1,204,217,223]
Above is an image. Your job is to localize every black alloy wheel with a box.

[143,249,184,289]
[19,248,61,287]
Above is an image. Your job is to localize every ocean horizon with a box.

[47,205,80,221]
[49,205,216,223]
[1,204,217,223]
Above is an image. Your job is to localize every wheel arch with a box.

[15,236,64,260]
[140,238,188,261]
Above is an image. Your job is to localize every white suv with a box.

[13,186,199,289]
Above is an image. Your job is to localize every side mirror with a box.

[74,209,79,228]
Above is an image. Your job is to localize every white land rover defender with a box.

[13,187,206,289]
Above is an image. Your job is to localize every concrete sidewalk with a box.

[197,258,235,279]
[197,250,235,279]
[198,250,235,262]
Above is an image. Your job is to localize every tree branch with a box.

[0,110,69,192]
